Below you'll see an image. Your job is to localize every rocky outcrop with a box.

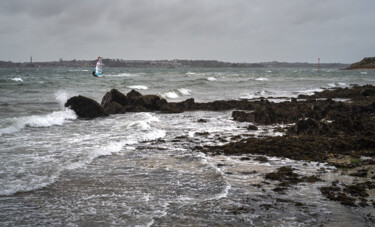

[65,95,108,119]
[101,89,168,114]
[347,57,375,69]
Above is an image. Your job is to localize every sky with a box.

[0,0,374,63]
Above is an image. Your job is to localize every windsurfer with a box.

[92,70,98,77]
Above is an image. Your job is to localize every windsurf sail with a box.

[95,57,103,76]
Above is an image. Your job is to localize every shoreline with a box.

[65,84,375,208]
[196,85,375,208]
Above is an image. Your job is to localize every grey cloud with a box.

[1,0,374,63]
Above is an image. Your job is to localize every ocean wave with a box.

[11,77,23,82]
[207,77,217,81]
[107,73,138,77]
[299,88,324,96]
[161,91,179,99]
[177,88,192,96]
[327,82,347,88]
[255,77,268,81]
[161,88,192,99]
[128,85,148,90]
[68,69,89,72]
[0,109,77,136]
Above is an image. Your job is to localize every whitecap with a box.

[178,88,192,96]
[328,83,336,87]
[11,77,23,82]
[0,109,77,136]
[186,72,197,76]
[360,72,368,75]
[255,77,268,81]
[161,91,179,99]
[128,85,148,90]
[108,73,138,77]
[207,77,217,81]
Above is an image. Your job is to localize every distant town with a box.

[0,58,349,69]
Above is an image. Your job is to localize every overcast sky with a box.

[1,0,374,63]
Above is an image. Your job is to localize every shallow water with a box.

[1,67,375,226]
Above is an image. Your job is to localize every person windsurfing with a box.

[92,57,103,77]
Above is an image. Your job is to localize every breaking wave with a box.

[0,109,77,136]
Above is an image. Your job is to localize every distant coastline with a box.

[0,59,348,69]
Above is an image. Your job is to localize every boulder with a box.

[127,89,142,99]
[101,89,128,106]
[104,101,126,114]
[65,95,108,119]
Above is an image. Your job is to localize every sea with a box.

[0,67,374,226]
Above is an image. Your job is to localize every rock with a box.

[347,57,375,70]
[101,88,128,106]
[104,101,126,114]
[247,124,258,130]
[232,107,277,125]
[125,90,168,111]
[232,111,254,122]
[360,88,375,96]
[101,89,168,113]
[127,89,142,99]
[101,89,128,114]
[289,118,329,135]
[65,95,108,119]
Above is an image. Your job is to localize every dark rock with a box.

[104,101,126,114]
[247,124,258,130]
[232,111,254,122]
[254,156,268,163]
[303,175,322,183]
[127,89,142,99]
[65,95,108,119]
[101,89,128,106]
[289,118,330,135]
[360,88,375,96]
[265,166,300,184]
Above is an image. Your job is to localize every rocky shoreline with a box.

[346,57,375,70]
[65,84,375,208]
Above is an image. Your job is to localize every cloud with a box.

[1,0,374,63]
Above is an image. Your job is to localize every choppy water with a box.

[1,67,375,226]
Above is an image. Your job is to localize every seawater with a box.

[0,67,375,226]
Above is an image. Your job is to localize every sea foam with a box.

[128,85,148,90]
[161,88,192,99]
[255,77,268,81]
[0,109,77,136]
[11,77,23,82]
[161,91,179,99]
